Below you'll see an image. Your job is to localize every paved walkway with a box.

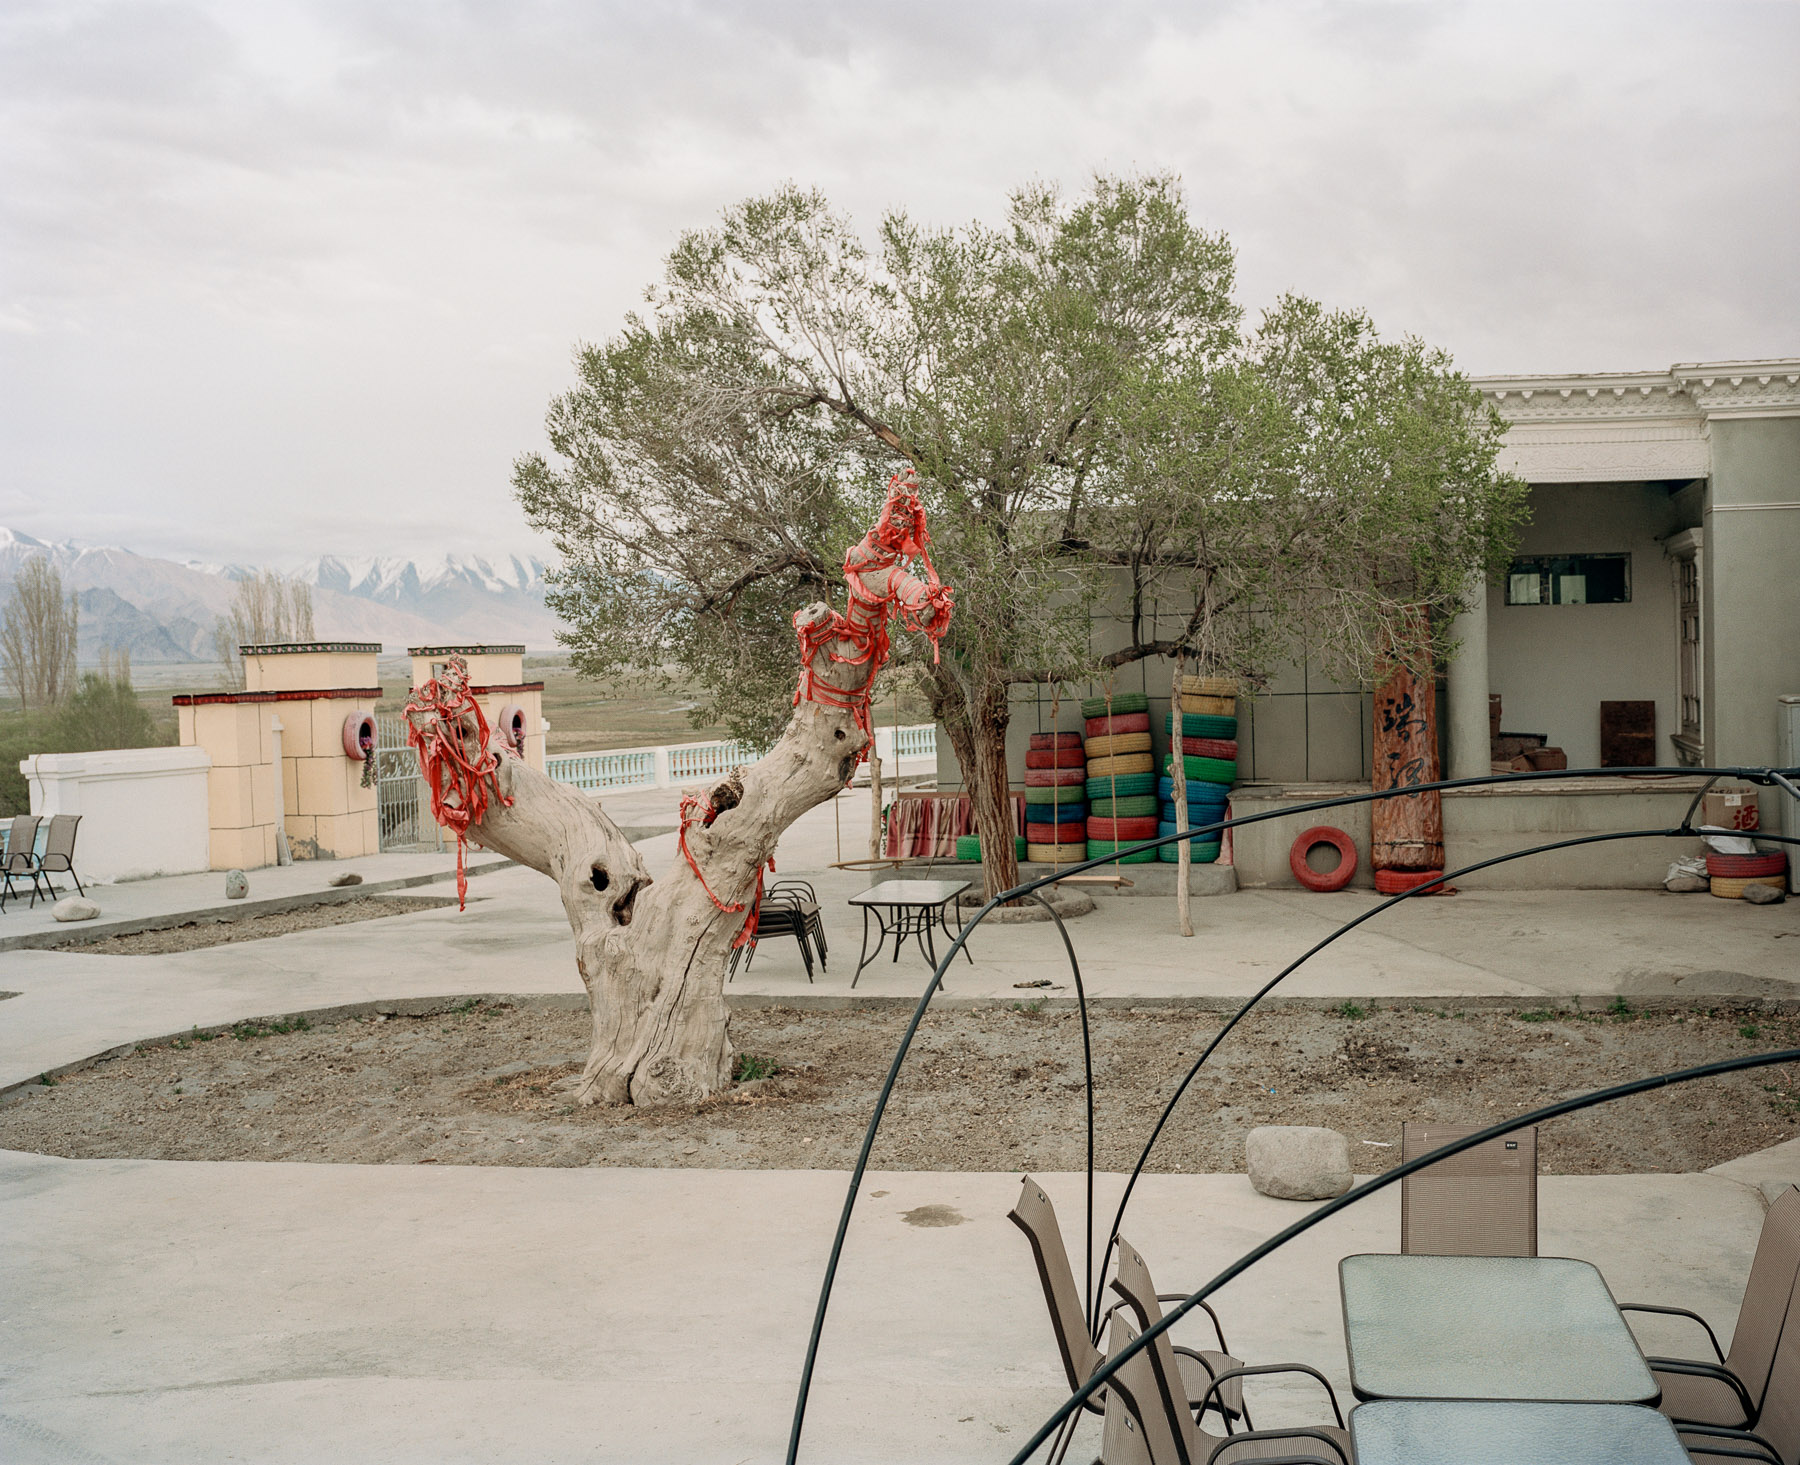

[3,789,1799,1460]
[0,1158,1780,1464]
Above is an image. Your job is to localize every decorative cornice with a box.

[1670,364,1800,419]
[407,644,526,657]
[240,641,382,656]
[1473,359,1800,426]
[173,687,382,706]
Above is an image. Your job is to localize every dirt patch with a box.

[4,1000,1798,1173]
[45,896,458,955]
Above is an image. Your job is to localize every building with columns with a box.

[936,356,1799,889]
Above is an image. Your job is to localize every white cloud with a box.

[0,0,1794,563]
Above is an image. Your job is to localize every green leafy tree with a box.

[517,176,1523,898]
[52,650,160,752]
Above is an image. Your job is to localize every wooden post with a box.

[868,741,884,860]
[1170,660,1193,937]
[1371,626,1444,871]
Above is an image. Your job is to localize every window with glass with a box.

[1505,554,1630,605]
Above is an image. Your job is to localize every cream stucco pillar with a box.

[1445,578,1492,779]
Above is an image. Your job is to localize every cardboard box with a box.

[1702,788,1760,832]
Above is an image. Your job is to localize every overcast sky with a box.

[2,1,1796,567]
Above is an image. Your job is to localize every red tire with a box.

[1084,712,1151,738]
[1374,867,1455,896]
[1024,766,1086,787]
[1290,826,1357,892]
[1026,822,1087,844]
[341,710,376,760]
[1174,736,1238,760]
[1025,748,1085,769]
[1706,852,1788,878]
[1087,815,1158,840]
[1028,731,1084,751]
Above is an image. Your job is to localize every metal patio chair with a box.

[1109,1236,1352,1464]
[1008,1178,1247,1436]
[1,814,48,911]
[1400,1120,1538,1257]
[1622,1184,1800,1436]
[1675,1268,1800,1463]
[769,879,828,967]
[36,813,84,898]
[727,886,822,983]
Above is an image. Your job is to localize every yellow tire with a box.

[1179,694,1236,716]
[1180,676,1238,698]
[1083,731,1152,758]
[1086,751,1155,778]
[1710,874,1788,899]
[1026,842,1087,864]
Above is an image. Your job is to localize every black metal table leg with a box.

[851,905,881,988]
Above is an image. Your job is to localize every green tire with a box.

[1084,771,1157,800]
[1085,839,1158,865]
[1089,794,1159,818]
[1079,690,1149,718]
[1166,712,1239,739]
[1162,754,1237,785]
[1024,785,1087,806]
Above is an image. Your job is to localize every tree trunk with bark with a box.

[937,675,1018,901]
[414,476,949,1107]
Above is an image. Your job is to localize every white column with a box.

[1445,578,1492,779]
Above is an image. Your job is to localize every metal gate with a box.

[375,715,442,852]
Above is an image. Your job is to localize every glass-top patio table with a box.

[1349,1401,1688,1464]
[1339,1254,1659,1405]
[847,879,972,987]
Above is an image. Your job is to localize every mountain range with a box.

[0,529,564,662]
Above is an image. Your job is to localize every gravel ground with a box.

[44,896,457,955]
[5,1000,1797,1173]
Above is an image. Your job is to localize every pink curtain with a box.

[883,794,1024,858]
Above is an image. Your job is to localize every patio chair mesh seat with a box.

[2,814,49,910]
[37,814,84,897]
[1400,1121,1538,1258]
[1676,1253,1800,1463]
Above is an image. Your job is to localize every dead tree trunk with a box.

[414,475,951,1107]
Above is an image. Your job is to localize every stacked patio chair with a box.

[1400,1120,1538,1257]
[1620,1184,1800,1445]
[1109,1237,1352,1464]
[1008,1178,1248,1441]
[35,814,84,898]
[2,814,49,911]
[726,880,826,983]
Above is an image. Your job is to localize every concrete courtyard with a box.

[3,785,1798,1462]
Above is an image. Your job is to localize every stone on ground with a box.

[327,871,363,888]
[1664,875,1709,893]
[1246,1124,1352,1200]
[225,869,248,899]
[51,896,100,923]
[1744,882,1787,905]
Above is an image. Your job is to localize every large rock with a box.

[225,870,248,900]
[51,896,101,923]
[1246,1125,1352,1201]
[1744,882,1787,905]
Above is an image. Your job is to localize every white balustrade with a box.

[545,724,937,793]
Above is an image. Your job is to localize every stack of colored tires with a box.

[1707,849,1788,899]
[955,833,1028,863]
[1081,692,1157,864]
[1160,676,1237,865]
[1023,731,1087,864]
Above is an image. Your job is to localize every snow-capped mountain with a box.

[0,528,563,662]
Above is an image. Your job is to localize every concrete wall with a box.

[1705,418,1800,769]
[1487,482,1689,768]
[179,701,277,870]
[22,747,212,884]
[277,698,379,862]
[245,647,380,694]
[1230,777,1708,890]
